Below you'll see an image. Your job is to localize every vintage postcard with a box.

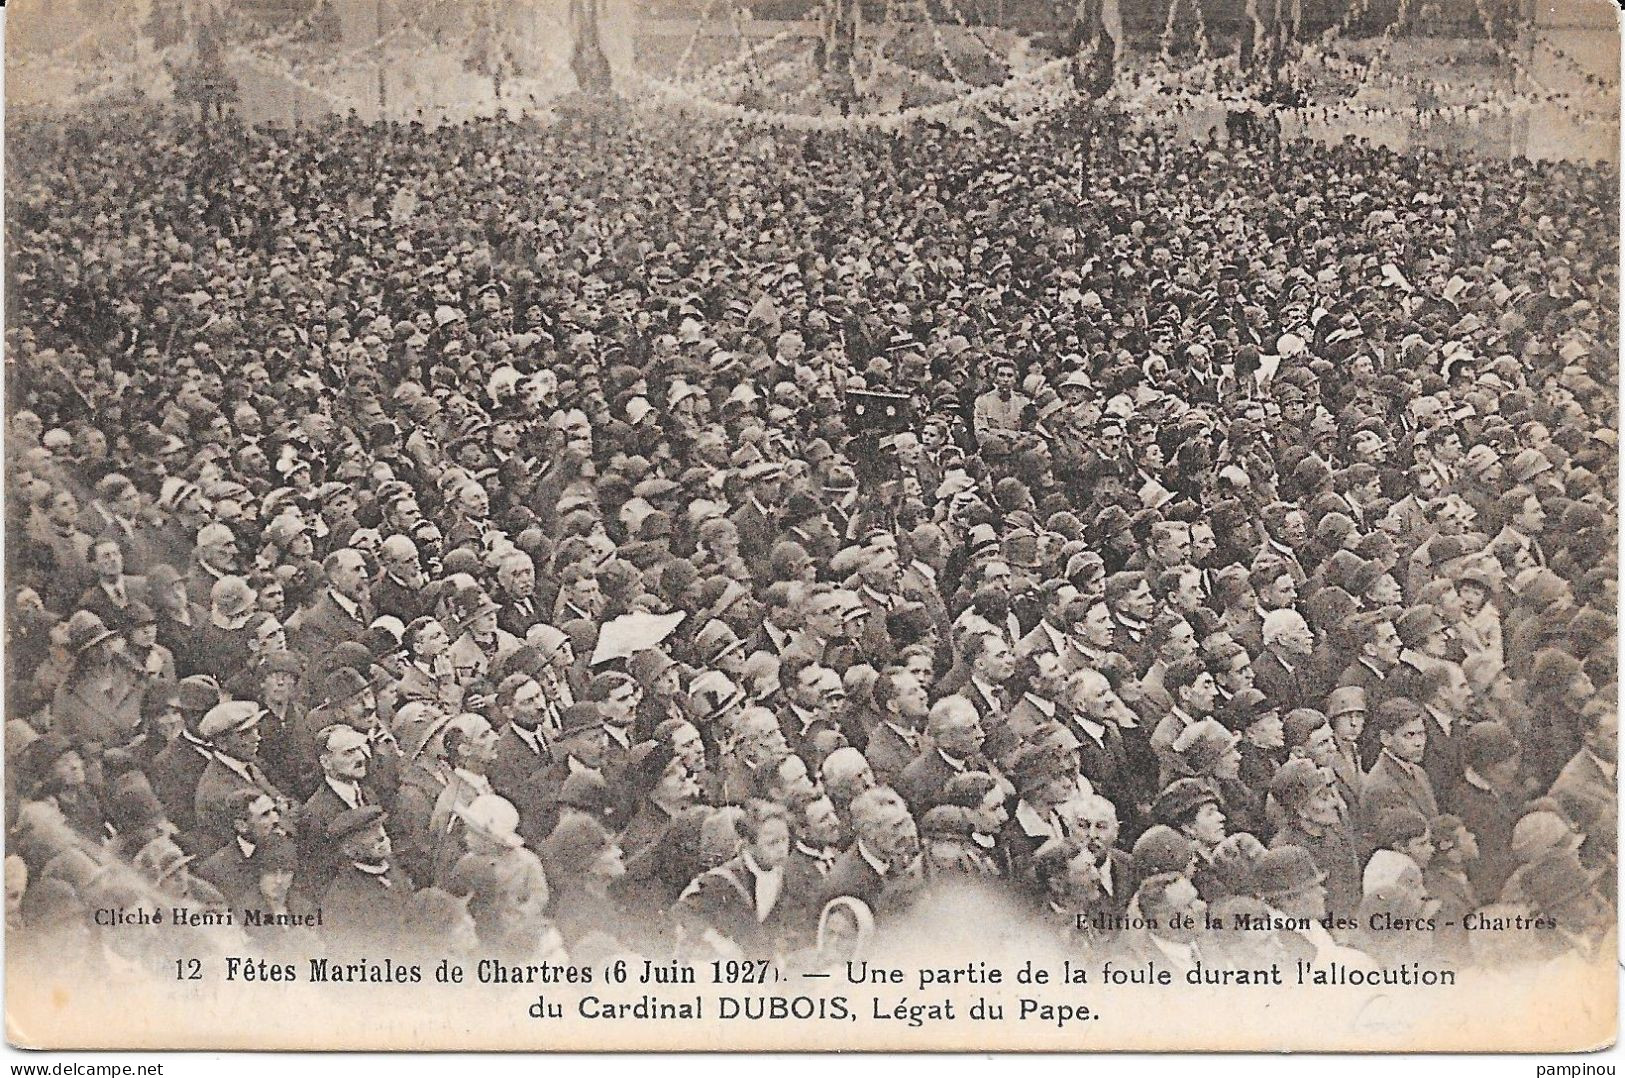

[4,0,1618,1053]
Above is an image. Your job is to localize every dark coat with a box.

[1446,778,1520,900]
[1073,719,1144,821]
[76,576,151,629]
[896,748,978,813]
[1420,707,1466,805]
[297,779,378,898]
[495,591,544,639]
[1253,648,1311,713]
[371,573,429,624]
[818,844,887,910]
[195,839,262,907]
[1361,750,1439,827]
[1273,820,1363,922]
[290,590,371,685]
[677,855,795,957]
[193,756,288,850]
[193,622,253,684]
[321,861,413,952]
[489,723,553,804]
[149,735,214,833]
[52,663,143,749]
[864,721,920,788]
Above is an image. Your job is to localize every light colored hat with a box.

[1326,685,1367,717]
[199,700,266,741]
[196,522,236,547]
[455,794,524,849]
[526,623,571,660]
[1511,810,1584,863]
[1362,848,1421,896]
[211,575,255,616]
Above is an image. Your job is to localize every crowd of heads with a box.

[4,97,1617,975]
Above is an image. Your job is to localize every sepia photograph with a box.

[2,0,1619,1054]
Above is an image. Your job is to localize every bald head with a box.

[1262,607,1314,656]
[820,746,875,803]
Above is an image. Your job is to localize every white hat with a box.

[455,794,524,849]
[1362,848,1421,896]
[669,379,702,408]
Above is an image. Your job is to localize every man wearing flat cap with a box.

[1153,778,1228,873]
[447,586,519,685]
[194,700,294,852]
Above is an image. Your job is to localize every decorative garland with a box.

[636,53,1072,131]
[685,29,798,90]
[1159,0,1183,63]
[931,0,1009,78]
[252,0,335,51]
[231,45,356,112]
[1190,0,1211,64]
[910,0,977,89]
[674,0,725,78]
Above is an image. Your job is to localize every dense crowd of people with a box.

[4,96,1617,980]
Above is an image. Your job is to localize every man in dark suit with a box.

[774,653,841,754]
[297,725,378,899]
[746,581,803,657]
[677,800,795,956]
[1418,662,1469,800]
[1014,590,1074,663]
[781,792,843,939]
[290,667,380,796]
[493,550,544,638]
[148,676,225,838]
[1006,652,1069,744]
[76,537,150,629]
[289,548,374,697]
[1548,702,1616,864]
[1360,698,1439,829]
[728,463,784,580]
[1338,613,1417,764]
[864,669,927,788]
[1103,571,1157,674]
[1064,667,1145,821]
[1253,608,1316,714]
[947,631,1015,756]
[819,787,922,918]
[192,701,294,853]
[896,696,987,813]
[321,806,414,954]
[1074,792,1135,918]
[490,673,556,799]
[371,535,429,623]
[195,789,285,906]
